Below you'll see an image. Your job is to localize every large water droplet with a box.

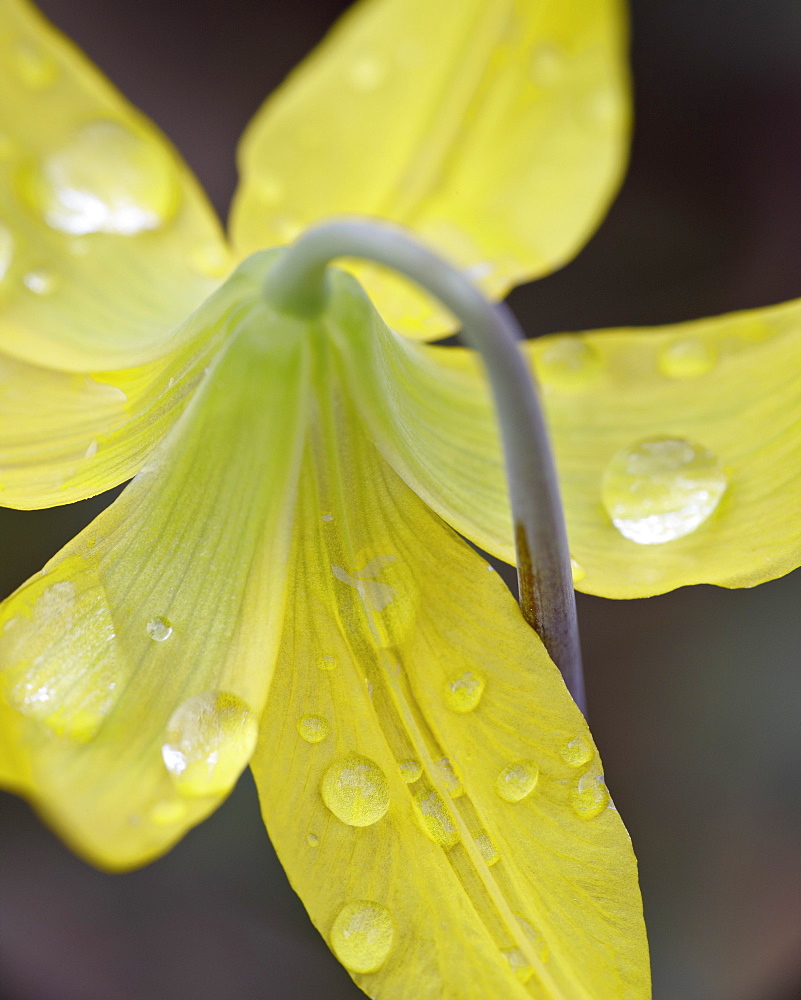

[444,670,485,713]
[571,773,610,820]
[297,714,330,744]
[146,616,173,642]
[413,786,460,848]
[398,759,422,783]
[560,736,593,768]
[33,120,179,235]
[495,760,539,803]
[161,691,258,797]
[601,437,728,544]
[475,830,500,866]
[321,754,390,827]
[330,900,394,974]
[0,225,14,281]
[658,337,716,378]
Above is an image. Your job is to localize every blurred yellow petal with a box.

[250,368,648,999]
[334,287,801,598]
[0,309,309,868]
[0,255,266,509]
[0,0,230,371]
[232,0,629,339]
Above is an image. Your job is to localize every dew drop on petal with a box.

[330,901,394,974]
[475,830,500,866]
[570,558,586,583]
[535,336,601,390]
[501,948,535,984]
[23,267,59,296]
[398,759,422,783]
[146,616,173,642]
[297,714,330,744]
[0,225,14,281]
[433,757,464,798]
[412,786,460,848]
[13,41,57,89]
[529,42,564,86]
[559,736,593,768]
[161,691,258,797]
[317,654,337,671]
[348,54,387,91]
[444,670,485,713]
[601,437,728,544]
[571,772,610,820]
[658,336,716,378]
[321,754,390,827]
[33,120,179,235]
[495,760,539,803]
[307,831,319,847]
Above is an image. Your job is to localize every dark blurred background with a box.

[1,1,800,998]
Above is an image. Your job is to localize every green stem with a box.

[263,219,586,714]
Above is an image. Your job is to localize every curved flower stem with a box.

[263,219,586,714]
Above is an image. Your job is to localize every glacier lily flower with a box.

[0,0,799,997]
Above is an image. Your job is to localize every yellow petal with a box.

[335,282,801,598]
[250,363,649,999]
[0,254,267,509]
[232,0,630,339]
[0,0,230,371]
[0,305,309,868]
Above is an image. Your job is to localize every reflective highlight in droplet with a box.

[320,754,390,827]
[23,268,58,295]
[571,773,610,820]
[444,670,485,713]
[161,691,258,797]
[495,760,539,803]
[330,900,394,974]
[413,786,460,848]
[502,948,535,984]
[601,437,728,544]
[0,225,14,281]
[560,736,593,768]
[398,759,422,783]
[570,557,586,583]
[475,831,500,866]
[297,714,330,744]
[34,120,179,235]
[146,616,173,642]
[658,337,716,378]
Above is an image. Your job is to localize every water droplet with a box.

[84,439,98,460]
[495,760,539,803]
[297,714,330,744]
[570,773,610,820]
[189,241,231,278]
[412,786,460,848]
[0,225,14,281]
[475,830,500,866]
[148,799,187,826]
[146,616,173,642]
[433,757,464,798]
[320,512,334,522]
[307,831,320,847]
[570,558,586,583]
[32,120,179,235]
[23,267,58,296]
[320,754,390,827]
[658,336,716,378]
[317,654,337,671]
[501,948,534,984]
[601,437,728,544]
[13,41,57,89]
[535,336,601,390]
[560,736,593,768]
[444,670,485,713]
[348,54,386,91]
[330,900,394,974]
[398,759,422,783]
[529,43,564,86]
[586,88,624,128]
[255,174,284,204]
[161,691,258,797]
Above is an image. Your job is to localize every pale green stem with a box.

[263,219,586,714]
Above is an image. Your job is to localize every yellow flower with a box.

[0,0,796,996]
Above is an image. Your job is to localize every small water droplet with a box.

[317,654,337,671]
[307,831,320,847]
[297,714,330,744]
[586,88,624,128]
[412,786,460,848]
[13,41,57,89]
[84,439,98,460]
[560,736,593,768]
[601,437,728,544]
[444,670,485,713]
[32,119,179,235]
[475,830,500,866]
[658,336,716,378]
[23,267,58,296]
[321,754,390,827]
[433,757,464,798]
[570,773,610,819]
[146,616,173,642]
[255,174,284,204]
[320,512,334,522]
[570,558,586,583]
[529,42,564,86]
[148,799,188,826]
[161,691,258,797]
[535,336,601,390]
[0,225,14,281]
[188,241,231,278]
[398,759,422,783]
[495,760,539,803]
[501,948,535,984]
[348,54,387,91]
[330,900,394,974]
